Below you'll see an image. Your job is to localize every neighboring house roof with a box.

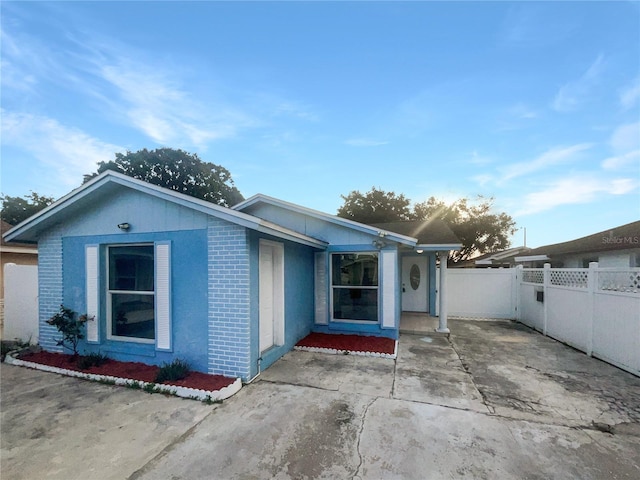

[515,220,640,262]
[1,220,37,254]
[3,171,328,249]
[234,194,462,250]
[453,246,531,268]
[369,220,462,250]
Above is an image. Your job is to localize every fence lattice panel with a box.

[598,270,640,293]
[522,270,543,284]
[549,269,588,288]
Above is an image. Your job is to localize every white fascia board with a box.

[475,259,493,265]
[415,243,462,251]
[3,172,113,242]
[233,194,418,246]
[514,254,550,262]
[0,246,38,254]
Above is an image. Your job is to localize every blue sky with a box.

[1,1,639,248]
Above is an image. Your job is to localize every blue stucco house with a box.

[4,171,460,381]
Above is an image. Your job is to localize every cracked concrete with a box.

[2,319,639,479]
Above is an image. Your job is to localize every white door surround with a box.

[259,240,285,353]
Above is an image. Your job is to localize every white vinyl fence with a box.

[2,264,39,344]
[446,269,517,319]
[449,264,640,376]
[518,263,640,376]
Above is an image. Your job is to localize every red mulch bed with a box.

[296,333,396,354]
[17,351,235,392]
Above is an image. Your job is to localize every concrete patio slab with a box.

[0,364,213,480]
[259,349,395,398]
[2,318,639,479]
[448,319,640,433]
[393,333,488,412]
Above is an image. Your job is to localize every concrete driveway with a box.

[2,319,639,479]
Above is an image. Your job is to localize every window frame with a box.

[106,243,156,344]
[329,251,380,323]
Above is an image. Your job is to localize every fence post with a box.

[543,263,551,336]
[515,265,523,321]
[586,262,598,357]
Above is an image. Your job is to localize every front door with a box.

[259,240,284,353]
[402,255,429,312]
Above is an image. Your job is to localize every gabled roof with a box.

[3,171,327,249]
[233,194,420,246]
[370,220,462,250]
[515,220,640,261]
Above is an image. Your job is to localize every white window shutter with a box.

[381,250,396,328]
[85,245,99,343]
[155,242,172,351]
[314,251,328,325]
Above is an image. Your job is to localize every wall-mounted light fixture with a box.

[416,249,424,254]
[117,223,130,231]
[372,239,387,249]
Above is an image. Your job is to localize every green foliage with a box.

[126,381,143,390]
[96,378,117,386]
[337,187,413,224]
[413,195,517,263]
[77,352,109,370]
[336,188,517,263]
[154,358,191,383]
[201,395,223,405]
[45,306,92,356]
[143,382,160,394]
[83,148,244,207]
[0,192,55,226]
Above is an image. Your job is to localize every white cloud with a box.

[610,122,640,154]
[1,110,124,189]
[620,77,640,110]
[344,138,389,147]
[471,174,494,187]
[97,61,253,148]
[516,175,638,216]
[500,143,592,181]
[601,150,640,170]
[552,54,605,112]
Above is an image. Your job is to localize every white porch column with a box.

[437,250,450,333]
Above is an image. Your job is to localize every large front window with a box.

[331,252,379,322]
[108,245,155,341]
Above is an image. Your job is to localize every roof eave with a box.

[415,243,462,251]
[3,171,329,249]
[515,255,550,262]
[234,194,418,246]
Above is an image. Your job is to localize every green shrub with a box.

[46,305,93,356]
[77,352,109,370]
[155,359,191,383]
